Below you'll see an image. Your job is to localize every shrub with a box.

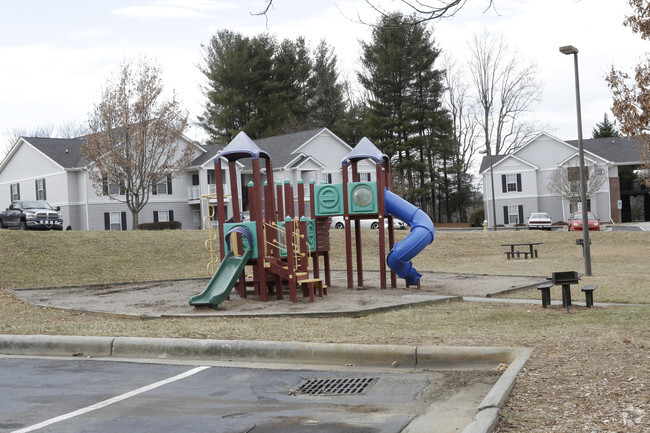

[469,208,485,227]
[138,221,182,230]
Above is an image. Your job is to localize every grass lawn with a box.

[1,228,648,432]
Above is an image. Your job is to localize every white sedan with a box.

[331,215,407,230]
[526,212,552,230]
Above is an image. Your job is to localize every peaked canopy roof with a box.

[218,131,271,163]
[342,137,388,167]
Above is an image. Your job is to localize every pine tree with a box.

[199,30,277,143]
[358,12,453,217]
[591,113,620,138]
[309,40,346,131]
[200,31,349,142]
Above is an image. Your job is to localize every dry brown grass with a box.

[0,228,648,432]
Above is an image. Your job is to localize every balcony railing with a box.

[188,184,229,201]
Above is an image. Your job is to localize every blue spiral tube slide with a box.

[384,189,435,285]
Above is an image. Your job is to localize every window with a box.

[501,173,522,193]
[568,166,588,182]
[10,183,20,201]
[102,177,125,196]
[153,210,174,222]
[104,211,126,231]
[107,183,120,195]
[358,173,372,182]
[569,200,591,213]
[503,205,524,225]
[508,206,519,224]
[153,175,172,195]
[35,179,46,200]
[321,173,332,184]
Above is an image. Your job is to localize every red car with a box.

[567,212,600,231]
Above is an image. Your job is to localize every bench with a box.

[537,282,553,308]
[581,285,597,308]
[504,251,531,259]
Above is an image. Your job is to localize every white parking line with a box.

[12,366,210,433]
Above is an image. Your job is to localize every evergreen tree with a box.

[358,12,453,218]
[199,30,278,143]
[200,31,350,142]
[591,113,620,138]
[273,37,313,131]
[309,40,347,131]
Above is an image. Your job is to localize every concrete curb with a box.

[0,335,532,433]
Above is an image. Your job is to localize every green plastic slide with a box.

[189,249,253,309]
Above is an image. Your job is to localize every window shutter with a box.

[518,205,524,224]
[102,177,108,195]
[121,212,127,231]
[120,179,126,195]
[153,211,159,222]
[503,206,508,225]
[104,213,110,231]
[516,174,522,192]
[152,181,157,195]
[167,176,172,195]
[501,175,507,193]
[16,183,20,200]
[42,179,46,200]
[35,180,38,197]
[169,210,174,221]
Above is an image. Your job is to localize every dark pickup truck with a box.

[0,200,63,230]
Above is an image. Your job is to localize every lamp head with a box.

[559,45,579,55]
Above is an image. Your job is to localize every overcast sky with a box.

[1,0,646,163]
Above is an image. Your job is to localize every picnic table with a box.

[501,242,543,259]
[538,271,592,313]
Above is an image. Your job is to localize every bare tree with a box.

[468,32,542,156]
[57,120,89,139]
[254,1,495,25]
[82,58,192,229]
[363,0,495,24]
[547,164,608,210]
[2,125,56,157]
[442,56,480,220]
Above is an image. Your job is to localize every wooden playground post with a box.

[228,159,247,298]
[284,180,294,218]
[376,161,387,290]
[351,161,364,287]
[252,158,267,301]
[342,165,354,289]
[275,182,285,221]
[284,217,297,302]
[384,160,397,288]
[213,157,226,261]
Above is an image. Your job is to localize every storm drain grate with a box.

[296,377,379,396]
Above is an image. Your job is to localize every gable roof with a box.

[191,144,223,167]
[567,137,641,164]
[234,128,334,171]
[479,135,644,172]
[254,128,327,168]
[22,137,87,169]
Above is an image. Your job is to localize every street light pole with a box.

[560,45,592,276]
[480,147,498,231]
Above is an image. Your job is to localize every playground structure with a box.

[189,132,434,309]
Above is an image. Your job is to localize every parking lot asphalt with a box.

[0,336,533,433]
